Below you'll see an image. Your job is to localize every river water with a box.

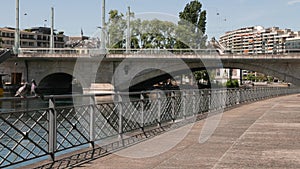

[0,92,75,113]
[0,92,84,168]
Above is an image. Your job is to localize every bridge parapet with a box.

[16,48,300,60]
[18,48,105,58]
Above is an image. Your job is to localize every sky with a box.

[0,0,299,40]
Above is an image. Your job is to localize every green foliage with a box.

[107,0,207,49]
[108,11,178,49]
[175,0,207,49]
[243,73,254,82]
[226,80,239,88]
[193,70,209,81]
[243,72,269,82]
[139,19,177,49]
[108,10,126,48]
[0,38,2,48]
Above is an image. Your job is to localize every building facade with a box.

[285,37,300,53]
[214,68,241,84]
[219,26,298,54]
[0,27,66,49]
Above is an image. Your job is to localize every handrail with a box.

[18,47,300,54]
[0,87,289,102]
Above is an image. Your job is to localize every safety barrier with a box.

[0,87,299,168]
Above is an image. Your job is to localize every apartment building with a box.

[219,26,297,54]
[285,36,300,52]
[0,27,66,49]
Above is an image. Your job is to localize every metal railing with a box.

[0,87,299,168]
[17,47,300,56]
[18,48,219,57]
[16,48,300,60]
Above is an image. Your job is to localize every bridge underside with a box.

[223,59,300,85]
[38,73,75,94]
[116,58,300,91]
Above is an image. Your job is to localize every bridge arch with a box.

[127,65,209,91]
[38,73,75,94]
[222,61,300,85]
[124,60,300,90]
[32,63,93,94]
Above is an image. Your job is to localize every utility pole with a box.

[100,0,106,53]
[14,0,20,54]
[50,7,54,50]
[126,6,131,53]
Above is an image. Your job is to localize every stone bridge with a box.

[1,48,300,92]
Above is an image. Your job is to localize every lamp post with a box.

[126,6,131,53]
[14,0,20,54]
[97,26,109,48]
[50,7,54,50]
[100,0,106,53]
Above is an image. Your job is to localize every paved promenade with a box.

[77,94,300,169]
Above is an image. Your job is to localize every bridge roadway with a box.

[72,94,300,169]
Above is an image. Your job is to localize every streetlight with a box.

[100,0,106,53]
[50,7,54,49]
[14,0,20,54]
[97,26,110,48]
[126,6,131,53]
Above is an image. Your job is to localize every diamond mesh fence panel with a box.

[56,105,90,151]
[122,100,143,133]
[94,103,119,140]
[0,109,49,168]
[160,97,173,123]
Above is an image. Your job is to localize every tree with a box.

[107,1,208,50]
[138,19,176,49]
[107,10,126,48]
[175,0,207,49]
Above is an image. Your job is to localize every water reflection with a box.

[0,92,73,113]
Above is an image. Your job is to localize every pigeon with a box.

[15,82,30,98]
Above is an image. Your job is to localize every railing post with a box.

[236,89,240,105]
[171,91,176,122]
[117,93,124,146]
[182,90,186,119]
[89,96,96,148]
[140,93,145,134]
[157,92,161,127]
[48,97,57,161]
[208,90,212,112]
[192,90,196,116]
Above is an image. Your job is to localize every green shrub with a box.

[226,80,239,88]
